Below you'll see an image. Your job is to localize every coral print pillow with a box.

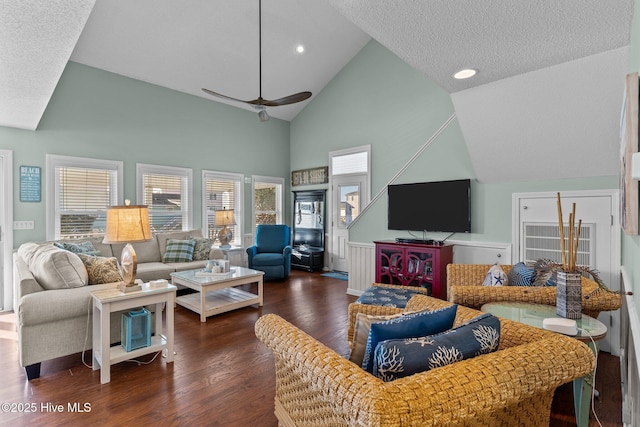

[373,313,501,381]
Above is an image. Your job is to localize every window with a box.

[202,171,243,245]
[137,164,192,232]
[46,155,123,240]
[331,150,369,176]
[252,175,284,233]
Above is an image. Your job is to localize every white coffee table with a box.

[91,283,176,384]
[171,267,264,322]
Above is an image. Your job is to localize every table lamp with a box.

[103,202,152,293]
[215,209,236,248]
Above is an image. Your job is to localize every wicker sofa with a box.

[256,294,595,426]
[446,263,621,319]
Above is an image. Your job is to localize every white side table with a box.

[91,283,176,384]
[219,245,244,265]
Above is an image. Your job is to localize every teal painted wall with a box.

[290,40,618,246]
[0,62,291,247]
[622,1,640,307]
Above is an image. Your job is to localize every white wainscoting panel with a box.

[449,240,512,265]
[621,266,640,426]
[347,242,375,296]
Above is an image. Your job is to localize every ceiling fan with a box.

[202,0,312,122]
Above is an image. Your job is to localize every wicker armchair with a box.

[447,264,621,319]
[256,295,595,427]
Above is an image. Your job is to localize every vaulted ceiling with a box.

[1,0,635,182]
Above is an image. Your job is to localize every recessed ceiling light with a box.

[296,45,305,54]
[453,68,478,79]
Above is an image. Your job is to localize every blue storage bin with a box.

[121,307,151,352]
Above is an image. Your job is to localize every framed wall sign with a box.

[20,165,41,202]
[621,72,638,235]
[291,166,328,186]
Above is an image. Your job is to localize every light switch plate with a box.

[632,152,640,180]
[14,221,34,230]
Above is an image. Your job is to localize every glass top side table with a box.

[482,301,605,427]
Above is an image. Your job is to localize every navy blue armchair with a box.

[246,224,292,280]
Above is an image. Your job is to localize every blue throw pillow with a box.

[373,313,501,381]
[507,262,536,286]
[361,304,457,373]
[54,240,101,256]
[355,286,427,308]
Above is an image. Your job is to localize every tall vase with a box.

[556,271,582,319]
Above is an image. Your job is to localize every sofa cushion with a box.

[77,254,123,285]
[349,312,403,367]
[112,239,161,264]
[373,313,501,381]
[157,229,203,258]
[251,253,285,266]
[362,304,458,373]
[135,262,177,282]
[18,282,115,326]
[189,236,214,261]
[167,260,209,272]
[17,243,88,290]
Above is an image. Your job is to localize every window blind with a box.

[56,166,117,238]
[141,173,188,233]
[203,173,241,243]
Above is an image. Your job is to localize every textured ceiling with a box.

[0,0,96,130]
[0,1,635,184]
[326,0,633,93]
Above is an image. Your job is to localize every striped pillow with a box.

[507,262,536,286]
[162,239,196,263]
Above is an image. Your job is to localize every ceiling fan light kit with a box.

[256,106,270,122]
[202,0,311,122]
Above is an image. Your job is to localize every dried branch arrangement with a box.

[556,192,581,272]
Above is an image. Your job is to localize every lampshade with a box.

[103,205,152,244]
[215,209,236,227]
[103,204,152,293]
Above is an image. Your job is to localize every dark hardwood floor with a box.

[0,270,623,426]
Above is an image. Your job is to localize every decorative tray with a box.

[194,268,235,277]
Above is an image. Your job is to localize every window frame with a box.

[136,163,193,232]
[202,170,244,246]
[46,154,123,240]
[251,175,285,235]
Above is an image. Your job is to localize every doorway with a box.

[0,149,13,312]
[328,145,371,273]
[513,190,620,354]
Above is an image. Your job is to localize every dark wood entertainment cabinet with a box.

[374,241,453,300]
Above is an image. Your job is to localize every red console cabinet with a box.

[374,241,453,300]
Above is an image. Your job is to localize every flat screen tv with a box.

[387,179,471,233]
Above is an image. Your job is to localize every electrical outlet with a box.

[14,220,34,230]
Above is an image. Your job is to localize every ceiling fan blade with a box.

[254,91,313,107]
[201,88,255,104]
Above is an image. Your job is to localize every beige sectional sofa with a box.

[14,229,221,380]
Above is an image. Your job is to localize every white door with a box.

[0,150,12,312]
[331,174,368,272]
[513,190,620,354]
[0,154,3,310]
